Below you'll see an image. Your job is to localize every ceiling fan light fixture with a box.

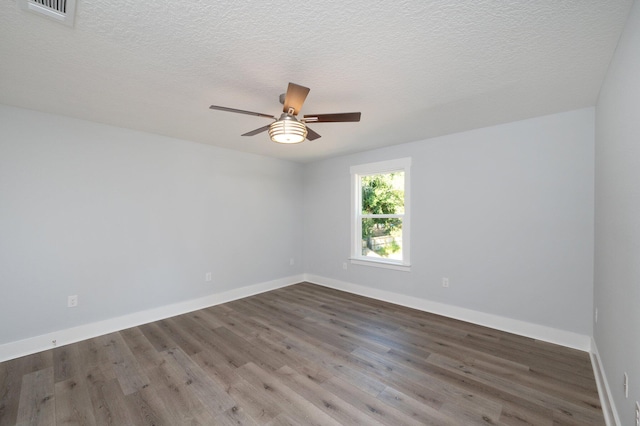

[269,115,307,144]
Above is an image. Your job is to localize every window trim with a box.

[350,157,411,271]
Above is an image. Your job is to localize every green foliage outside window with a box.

[361,173,404,256]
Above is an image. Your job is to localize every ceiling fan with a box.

[209,82,361,144]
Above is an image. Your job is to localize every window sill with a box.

[349,258,411,272]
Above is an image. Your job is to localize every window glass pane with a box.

[360,172,404,215]
[361,218,403,260]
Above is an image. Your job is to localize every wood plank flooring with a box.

[0,282,604,425]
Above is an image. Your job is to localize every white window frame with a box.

[350,157,411,271]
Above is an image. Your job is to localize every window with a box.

[351,158,411,270]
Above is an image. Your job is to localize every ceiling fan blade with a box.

[305,126,321,141]
[283,83,310,115]
[241,124,272,136]
[209,105,276,119]
[303,112,361,123]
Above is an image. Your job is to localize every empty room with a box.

[1,0,639,425]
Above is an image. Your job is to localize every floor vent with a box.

[19,0,77,27]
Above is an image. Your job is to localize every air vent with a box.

[19,0,77,27]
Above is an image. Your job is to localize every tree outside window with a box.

[351,158,411,270]
[360,172,404,259]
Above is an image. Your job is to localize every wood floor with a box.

[0,283,604,425]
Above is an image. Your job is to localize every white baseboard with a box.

[1,273,593,362]
[0,274,304,362]
[304,274,592,352]
[591,338,621,426]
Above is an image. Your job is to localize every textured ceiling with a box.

[0,0,634,162]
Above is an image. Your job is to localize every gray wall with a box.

[594,0,640,423]
[304,108,595,335]
[0,105,304,345]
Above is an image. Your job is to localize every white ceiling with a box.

[0,0,633,163]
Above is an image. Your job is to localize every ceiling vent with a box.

[19,0,77,27]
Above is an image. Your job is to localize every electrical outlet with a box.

[343,262,348,270]
[624,373,629,398]
[635,401,639,426]
[205,272,212,282]
[67,295,78,308]
[442,277,449,288]
[595,307,598,323]
[290,258,295,266]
